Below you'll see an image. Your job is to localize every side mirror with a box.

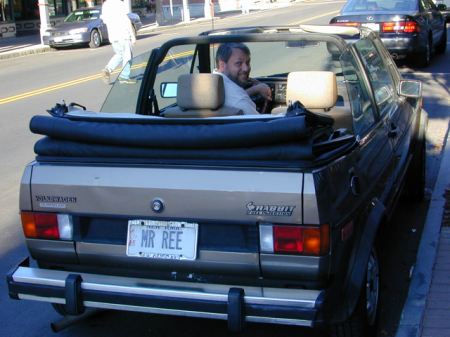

[437,4,447,11]
[398,80,422,98]
[160,82,177,98]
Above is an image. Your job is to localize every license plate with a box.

[54,37,62,42]
[126,220,198,260]
[361,23,380,31]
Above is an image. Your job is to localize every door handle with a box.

[389,123,398,138]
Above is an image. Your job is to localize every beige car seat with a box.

[164,74,243,118]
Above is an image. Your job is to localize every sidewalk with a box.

[396,126,450,337]
[0,1,290,60]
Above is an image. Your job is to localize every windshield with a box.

[65,9,100,22]
[342,0,419,12]
[100,36,350,115]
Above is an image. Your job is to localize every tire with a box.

[52,303,69,316]
[329,246,380,337]
[436,27,447,54]
[89,29,101,48]
[416,37,431,68]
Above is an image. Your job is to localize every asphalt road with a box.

[0,1,449,336]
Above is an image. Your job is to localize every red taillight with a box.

[20,212,72,240]
[330,22,361,27]
[382,21,419,33]
[34,213,60,239]
[274,226,303,253]
[273,224,330,255]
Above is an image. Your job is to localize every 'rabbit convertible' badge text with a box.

[246,202,295,216]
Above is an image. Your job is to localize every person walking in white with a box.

[101,0,136,84]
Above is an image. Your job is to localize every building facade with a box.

[0,0,241,38]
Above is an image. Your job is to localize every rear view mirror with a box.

[437,4,447,11]
[161,82,178,98]
[286,41,320,48]
[398,80,422,98]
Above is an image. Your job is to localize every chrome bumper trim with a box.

[9,264,321,327]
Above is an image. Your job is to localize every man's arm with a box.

[245,78,272,101]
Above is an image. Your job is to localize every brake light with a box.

[21,212,73,240]
[382,21,419,33]
[260,224,330,255]
[330,22,361,27]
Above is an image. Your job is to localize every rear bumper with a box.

[7,258,323,330]
[380,35,424,56]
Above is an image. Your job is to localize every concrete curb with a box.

[0,45,53,60]
[137,16,222,35]
[396,127,450,336]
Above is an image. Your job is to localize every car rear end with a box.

[9,161,331,329]
[330,0,425,58]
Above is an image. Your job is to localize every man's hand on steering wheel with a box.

[246,78,272,114]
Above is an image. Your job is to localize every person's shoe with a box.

[101,68,110,84]
[118,77,137,84]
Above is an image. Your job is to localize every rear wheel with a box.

[329,246,379,337]
[89,29,101,48]
[416,37,432,68]
[436,27,447,54]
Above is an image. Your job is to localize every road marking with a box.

[0,62,147,105]
[0,10,339,106]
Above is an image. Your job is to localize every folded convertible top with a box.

[30,115,312,150]
[30,114,357,166]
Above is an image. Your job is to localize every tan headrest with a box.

[286,71,338,110]
[177,74,225,110]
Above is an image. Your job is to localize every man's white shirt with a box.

[213,70,259,115]
[101,0,135,43]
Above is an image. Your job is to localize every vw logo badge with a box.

[367,16,374,20]
[151,199,164,213]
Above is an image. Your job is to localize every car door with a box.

[340,41,395,205]
[371,38,417,200]
[352,37,414,209]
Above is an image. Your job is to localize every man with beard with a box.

[214,43,272,115]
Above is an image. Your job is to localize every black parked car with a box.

[8,25,427,336]
[330,0,447,67]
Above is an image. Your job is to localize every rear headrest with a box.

[177,74,225,110]
[286,71,338,110]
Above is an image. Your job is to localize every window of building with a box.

[13,0,39,20]
[1,0,14,21]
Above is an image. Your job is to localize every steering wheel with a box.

[251,94,269,114]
